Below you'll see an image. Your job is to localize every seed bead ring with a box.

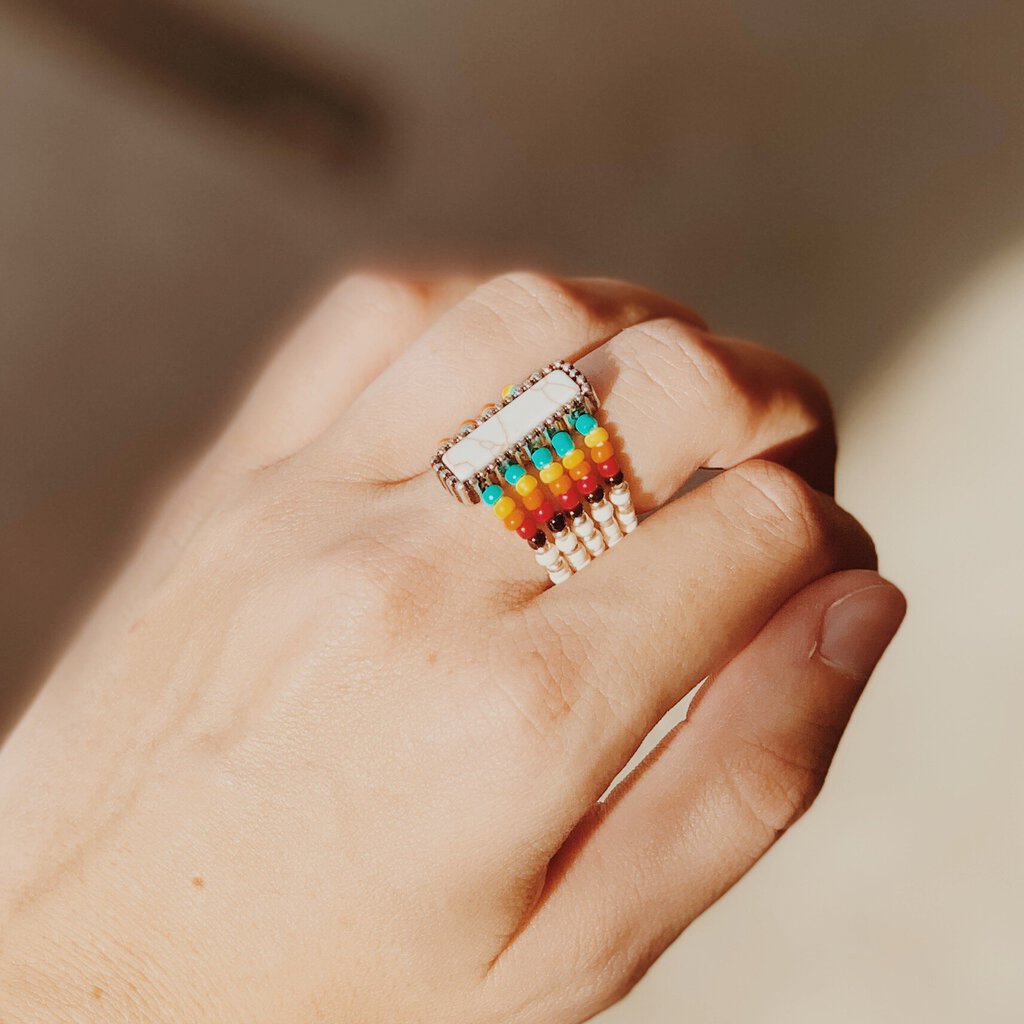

[431,361,638,584]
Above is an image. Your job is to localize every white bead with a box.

[566,544,591,570]
[535,543,561,568]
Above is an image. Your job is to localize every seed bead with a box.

[482,484,504,505]
[551,431,575,457]
[597,456,620,479]
[539,463,564,484]
[522,489,544,511]
[493,496,516,519]
[584,427,609,448]
[574,413,598,435]
[504,508,525,531]
[515,475,538,497]
[563,448,585,470]
[504,464,526,485]
[549,474,572,496]
[531,447,554,470]
[592,442,615,464]
[569,460,592,481]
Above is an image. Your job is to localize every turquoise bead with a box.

[504,464,526,485]
[482,484,504,505]
[531,447,553,469]
[574,413,598,435]
[551,431,574,457]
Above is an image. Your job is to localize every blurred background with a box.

[1,1,1022,1020]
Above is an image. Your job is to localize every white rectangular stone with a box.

[441,369,581,482]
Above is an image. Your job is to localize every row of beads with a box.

[481,478,573,584]
[570,413,637,535]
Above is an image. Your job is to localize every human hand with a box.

[0,272,905,1023]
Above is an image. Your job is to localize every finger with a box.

[513,460,876,821]
[489,571,905,1023]
[313,272,706,480]
[577,317,836,507]
[208,272,477,472]
[147,273,474,556]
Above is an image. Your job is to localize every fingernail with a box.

[818,582,906,680]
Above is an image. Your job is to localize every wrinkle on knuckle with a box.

[615,318,724,416]
[720,731,829,845]
[472,271,600,340]
[722,460,827,560]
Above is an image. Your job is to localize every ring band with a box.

[431,361,638,584]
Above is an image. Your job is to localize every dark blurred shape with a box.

[1,0,382,169]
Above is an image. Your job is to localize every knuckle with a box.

[720,733,830,843]
[722,459,828,557]
[473,270,601,333]
[616,317,723,411]
[330,270,433,320]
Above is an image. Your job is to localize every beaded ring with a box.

[430,361,638,584]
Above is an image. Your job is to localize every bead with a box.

[459,419,477,435]
[566,502,585,520]
[551,430,575,457]
[597,456,620,478]
[563,448,585,470]
[569,460,592,481]
[501,383,515,399]
[539,463,564,484]
[532,499,555,524]
[522,490,543,511]
[548,474,572,496]
[584,427,609,448]
[577,473,600,496]
[606,470,625,487]
[574,413,598,435]
[482,484,504,505]
[505,508,525,531]
[530,447,553,469]
[493,496,516,519]
[592,442,615,464]
[585,484,605,504]
[556,489,580,510]
[517,518,537,540]
[528,530,547,550]
[549,512,567,533]
[515,475,538,497]
[504,464,526,485]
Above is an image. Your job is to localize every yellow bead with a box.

[522,489,543,511]
[584,427,609,448]
[493,496,515,519]
[563,448,584,470]
[539,463,564,484]
[515,475,538,497]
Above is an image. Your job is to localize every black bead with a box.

[528,530,547,550]
[585,486,605,505]
[566,503,585,520]
[606,470,624,487]
[547,512,567,534]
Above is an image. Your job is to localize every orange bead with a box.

[548,474,572,496]
[569,460,592,481]
[592,442,615,463]
[504,508,525,531]
[522,489,543,511]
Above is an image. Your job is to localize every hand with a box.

[0,272,905,1023]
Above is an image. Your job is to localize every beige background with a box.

[1,1,1022,1019]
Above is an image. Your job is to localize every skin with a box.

[0,272,906,1023]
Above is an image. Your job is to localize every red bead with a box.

[597,456,620,479]
[577,473,600,496]
[517,519,537,540]
[556,485,581,510]
[532,499,555,524]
